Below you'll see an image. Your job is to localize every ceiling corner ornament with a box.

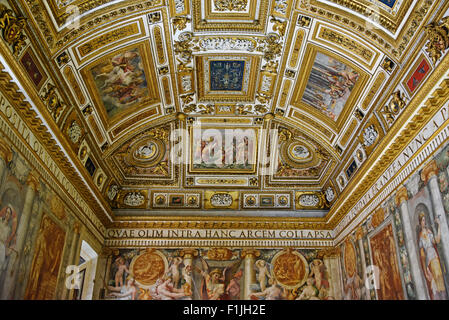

[362,125,378,148]
[425,16,449,64]
[0,5,27,57]
[107,184,120,202]
[67,120,82,144]
[295,191,327,209]
[381,90,406,126]
[325,187,335,203]
[205,191,239,209]
[41,83,66,121]
[123,191,146,207]
[172,16,190,31]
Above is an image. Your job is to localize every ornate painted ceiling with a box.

[1,0,448,233]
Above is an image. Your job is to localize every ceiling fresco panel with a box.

[80,41,160,128]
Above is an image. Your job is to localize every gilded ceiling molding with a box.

[299,0,436,60]
[0,49,113,229]
[326,52,449,228]
[22,0,163,53]
[424,16,449,64]
[0,4,27,57]
[109,218,329,230]
[104,239,334,249]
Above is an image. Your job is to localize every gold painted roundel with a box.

[272,249,309,289]
[344,240,357,278]
[130,250,167,287]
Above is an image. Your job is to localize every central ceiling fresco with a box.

[3,0,447,230]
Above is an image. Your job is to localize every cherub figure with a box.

[167,256,183,288]
[255,259,272,292]
[114,256,130,288]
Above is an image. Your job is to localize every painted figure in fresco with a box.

[150,275,191,300]
[113,256,130,288]
[105,277,138,300]
[309,259,328,290]
[343,272,364,300]
[194,257,242,300]
[417,212,447,300]
[25,216,65,300]
[197,267,225,300]
[0,205,17,271]
[167,256,183,288]
[226,269,243,299]
[255,259,272,291]
[371,226,404,300]
[250,278,286,300]
[296,277,320,300]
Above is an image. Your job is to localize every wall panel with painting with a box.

[339,140,449,300]
[98,247,342,300]
[0,136,102,300]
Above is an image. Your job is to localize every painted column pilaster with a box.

[92,248,113,300]
[241,249,260,300]
[179,248,198,292]
[322,248,342,300]
[355,227,370,300]
[395,186,427,299]
[64,222,81,300]
[421,160,449,274]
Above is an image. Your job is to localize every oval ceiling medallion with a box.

[134,141,158,160]
[127,137,165,167]
[287,142,313,163]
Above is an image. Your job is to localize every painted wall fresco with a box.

[0,139,88,300]
[24,214,66,300]
[100,248,337,300]
[341,140,449,300]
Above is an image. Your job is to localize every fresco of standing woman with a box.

[417,211,447,300]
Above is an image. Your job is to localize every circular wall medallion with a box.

[155,195,166,205]
[245,195,256,206]
[134,141,157,160]
[278,195,288,206]
[130,250,167,288]
[271,249,309,289]
[187,195,198,205]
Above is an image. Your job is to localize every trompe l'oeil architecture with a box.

[0,0,449,301]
